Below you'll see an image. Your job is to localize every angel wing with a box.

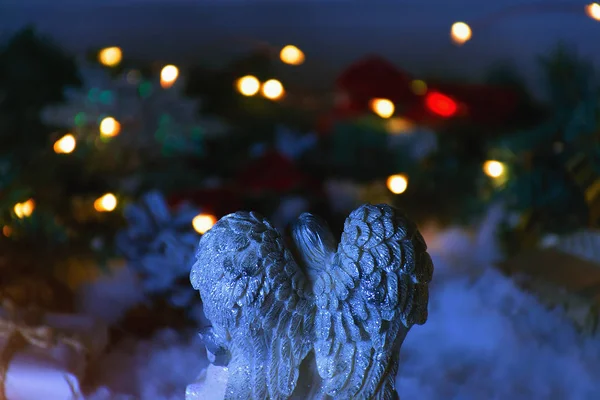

[190,211,315,400]
[311,204,433,399]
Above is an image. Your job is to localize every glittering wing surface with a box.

[190,211,314,400]
[313,204,433,399]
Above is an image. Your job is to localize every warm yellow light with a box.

[14,199,35,219]
[386,117,415,135]
[236,75,260,96]
[586,3,600,20]
[279,45,305,66]
[21,199,35,217]
[160,65,179,88]
[94,193,117,212]
[192,213,217,234]
[99,117,121,137]
[483,160,505,178]
[386,174,408,194]
[451,22,472,45]
[261,79,285,100]
[98,47,123,67]
[2,226,11,237]
[53,134,76,154]
[370,98,395,119]
[411,80,428,95]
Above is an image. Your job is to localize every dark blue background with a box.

[2,1,598,93]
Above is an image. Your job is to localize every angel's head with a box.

[291,213,337,276]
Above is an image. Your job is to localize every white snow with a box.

[77,266,145,326]
[88,330,206,400]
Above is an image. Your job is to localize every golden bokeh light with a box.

[160,65,179,88]
[386,117,415,135]
[14,199,35,219]
[483,160,505,178]
[261,79,285,100]
[94,193,117,212]
[98,47,123,67]
[2,226,11,237]
[586,3,600,20]
[370,98,395,119]
[236,75,261,96]
[386,174,408,194]
[451,22,472,45]
[192,213,217,234]
[279,45,305,66]
[53,134,76,154]
[99,117,121,137]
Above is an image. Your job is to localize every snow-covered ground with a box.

[398,218,600,399]
[85,208,600,399]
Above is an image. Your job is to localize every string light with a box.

[586,3,600,20]
[279,45,305,66]
[94,193,117,212]
[386,174,408,194]
[236,75,260,96]
[451,22,472,45]
[192,213,217,234]
[98,47,122,67]
[370,98,395,119]
[99,117,121,137]
[160,65,179,89]
[483,160,505,178]
[53,134,76,154]
[261,79,285,100]
[14,199,35,219]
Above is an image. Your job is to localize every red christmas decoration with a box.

[327,55,521,131]
[425,91,458,118]
[335,55,416,106]
[236,150,309,195]
[168,152,324,216]
[426,82,519,124]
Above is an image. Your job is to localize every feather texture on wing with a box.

[190,211,315,400]
[191,204,433,400]
[312,204,433,399]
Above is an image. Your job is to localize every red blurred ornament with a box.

[425,91,458,118]
[336,56,415,105]
[327,55,521,131]
[237,151,308,195]
[426,82,519,123]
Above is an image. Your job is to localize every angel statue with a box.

[190,204,433,400]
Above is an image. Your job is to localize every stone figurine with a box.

[190,204,433,400]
